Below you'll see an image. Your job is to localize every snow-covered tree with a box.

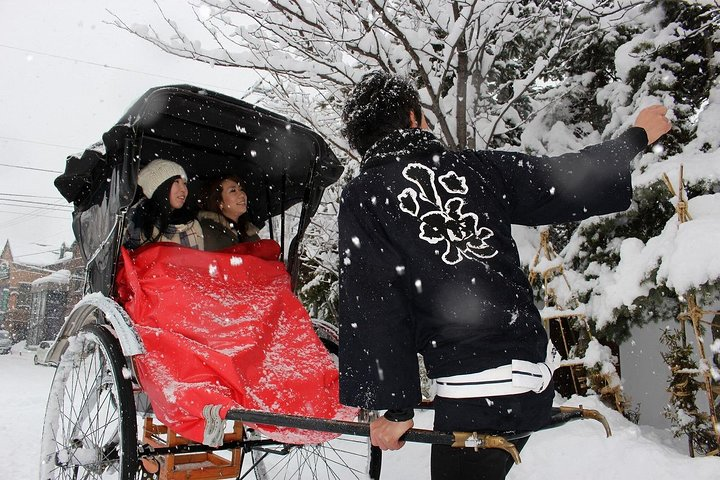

[540,0,720,341]
[114,1,649,149]
[116,0,720,447]
[528,0,720,447]
[114,0,648,323]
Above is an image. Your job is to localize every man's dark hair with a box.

[342,71,422,156]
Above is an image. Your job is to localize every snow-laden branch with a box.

[111,0,639,155]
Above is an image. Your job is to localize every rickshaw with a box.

[40,84,379,480]
[40,84,609,480]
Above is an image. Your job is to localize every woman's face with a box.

[219,179,248,221]
[168,178,188,210]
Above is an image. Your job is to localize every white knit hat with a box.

[137,159,187,198]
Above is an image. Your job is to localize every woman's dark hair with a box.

[136,175,194,242]
[341,71,422,156]
[203,175,255,241]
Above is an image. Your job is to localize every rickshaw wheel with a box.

[39,324,140,480]
[246,337,382,480]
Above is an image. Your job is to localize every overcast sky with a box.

[0,0,258,265]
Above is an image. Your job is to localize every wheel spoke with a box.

[247,326,378,479]
[252,441,369,480]
[40,324,138,480]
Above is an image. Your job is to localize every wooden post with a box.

[664,166,719,456]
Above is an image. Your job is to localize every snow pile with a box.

[2,350,719,479]
[31,269,71,286]
[509,395,720,480]
[582,192,720,329]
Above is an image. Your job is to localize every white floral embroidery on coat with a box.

[397,163,498,265]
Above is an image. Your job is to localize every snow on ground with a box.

[1,346,56,479]
[2,346,718,479]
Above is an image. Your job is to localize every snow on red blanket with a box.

[115,240,357,444]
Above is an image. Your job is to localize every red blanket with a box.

[115,240,356,444]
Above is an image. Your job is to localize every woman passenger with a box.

[124,159,204,250]
[197,175,260,251]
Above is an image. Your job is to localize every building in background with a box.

[27,270,71,346]
[0,241,84,346]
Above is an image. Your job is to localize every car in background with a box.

[0,330,11,355]
[34,340,56,366]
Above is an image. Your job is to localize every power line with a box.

[0,200,70,211]
[0,193,66,200]
[0,228,78,259]
[0,198,71,208]
[1,43,194,84]
[0,209,71,217]
[0,135,82,151]
[13,248,63,258]
[0,199,71,227]
[0,210,69,220]
[0,43,248,94]
[0,201,72,211]
[0,162,62,174]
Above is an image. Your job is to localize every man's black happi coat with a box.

[338,127,647,428]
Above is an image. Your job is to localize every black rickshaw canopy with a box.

[55,84,343,295]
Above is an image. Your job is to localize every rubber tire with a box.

[39,324,139,479]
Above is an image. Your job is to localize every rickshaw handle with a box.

[225,405,609,464]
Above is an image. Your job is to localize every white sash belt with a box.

[434,342,561,399]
